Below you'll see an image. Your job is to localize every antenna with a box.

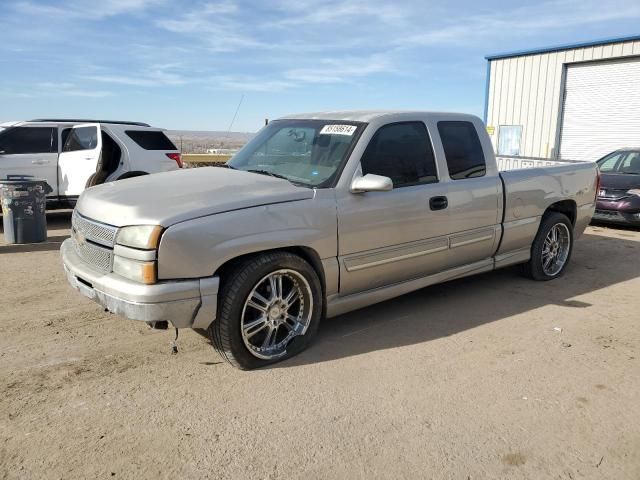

[226,94,244,136]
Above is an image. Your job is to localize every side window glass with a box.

[61,128,72,151]
[0,127,55,154]
[438,121,487,180]
[63,126,98,152]
[621,152,640,173]
[360,122,438,188]
[125,130,177,150]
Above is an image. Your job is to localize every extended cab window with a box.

[360,122,437,188]
[63,126,98,152]
[438,121,486,180]
[0,127,56,154]
[126,130,177,150]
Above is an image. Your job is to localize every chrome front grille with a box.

[72,235,113,273]
[71,210,118,273]
[72,210,118,247]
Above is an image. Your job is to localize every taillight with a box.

[166,152,183,168]
[595,170,601,200]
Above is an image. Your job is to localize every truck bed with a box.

[495,161,598,266]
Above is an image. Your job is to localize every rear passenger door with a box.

[0,126,59,196]
[58,124,102,197]
[337,121,451,295]
[434,119,502,268]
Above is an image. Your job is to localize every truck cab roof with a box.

[279,110,482,124]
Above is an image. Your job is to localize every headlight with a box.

[113,256,157,284]
[627,189,640,197]
[116,225,163,249]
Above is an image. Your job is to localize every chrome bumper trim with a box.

[61,239,219,328]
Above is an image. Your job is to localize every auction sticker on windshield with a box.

[319,125,357,136]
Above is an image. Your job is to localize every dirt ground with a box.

[1,212,639,479]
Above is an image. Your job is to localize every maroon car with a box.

[593,149,640,226]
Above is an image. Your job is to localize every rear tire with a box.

[209,252,323,370]
[519,212,574,281]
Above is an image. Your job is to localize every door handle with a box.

[31,160,50,165]
[429,195,448,211]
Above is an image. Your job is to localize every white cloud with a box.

[272,0,406,27]
[399,0,640,47]
[156,2,262,52]
[2,82,113,98]
[82,64,188,87]
[36,82,76,90]
[14,0,164,20]
[210,76,297,92]
[284,55,393,84]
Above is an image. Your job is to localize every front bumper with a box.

[61,239,219,329]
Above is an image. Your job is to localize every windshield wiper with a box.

[213,163,236,169]
[245,168,291,181]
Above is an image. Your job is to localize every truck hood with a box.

[76,167,315,227]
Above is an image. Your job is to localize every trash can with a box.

[0,175,52,244]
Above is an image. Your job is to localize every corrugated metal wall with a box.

[486,39,640,159]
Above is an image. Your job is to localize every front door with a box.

[0,126,59,196]
[337,121,451,296]
[58,124,102,197]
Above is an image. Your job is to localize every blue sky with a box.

[1,0,640,132]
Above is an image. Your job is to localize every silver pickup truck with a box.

[61,111,598,369]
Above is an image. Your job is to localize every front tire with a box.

[209,252,323,369]
[520,212,574,281]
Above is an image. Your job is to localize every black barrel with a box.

[0,175,52,244]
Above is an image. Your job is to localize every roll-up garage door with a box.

[559,57,640,161]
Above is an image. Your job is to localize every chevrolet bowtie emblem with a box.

[73,228,86,247]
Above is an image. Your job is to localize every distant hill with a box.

[166,130,254,154]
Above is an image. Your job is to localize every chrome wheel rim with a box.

[541,223,571,276]
[241,269,313,360]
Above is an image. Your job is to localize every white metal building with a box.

[485,35,640,162]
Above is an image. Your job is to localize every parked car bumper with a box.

[592,208,640,226]
[60,239,219,329]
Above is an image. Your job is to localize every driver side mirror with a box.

[350,174,393,193]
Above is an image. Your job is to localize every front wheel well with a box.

[545,200,577,225]
[214,247,327,312]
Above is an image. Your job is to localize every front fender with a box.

[157,196,337,280]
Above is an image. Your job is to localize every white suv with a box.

[0,119,182,207]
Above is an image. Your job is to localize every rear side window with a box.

[61,128,72,150]
[0,127,56,154]
[126,130,176,150]
[437,121,486,180]
[360,122,438,188]
[64,126,98,152]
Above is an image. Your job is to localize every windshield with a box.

[228,119,365,187]
[597,150,640,174]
